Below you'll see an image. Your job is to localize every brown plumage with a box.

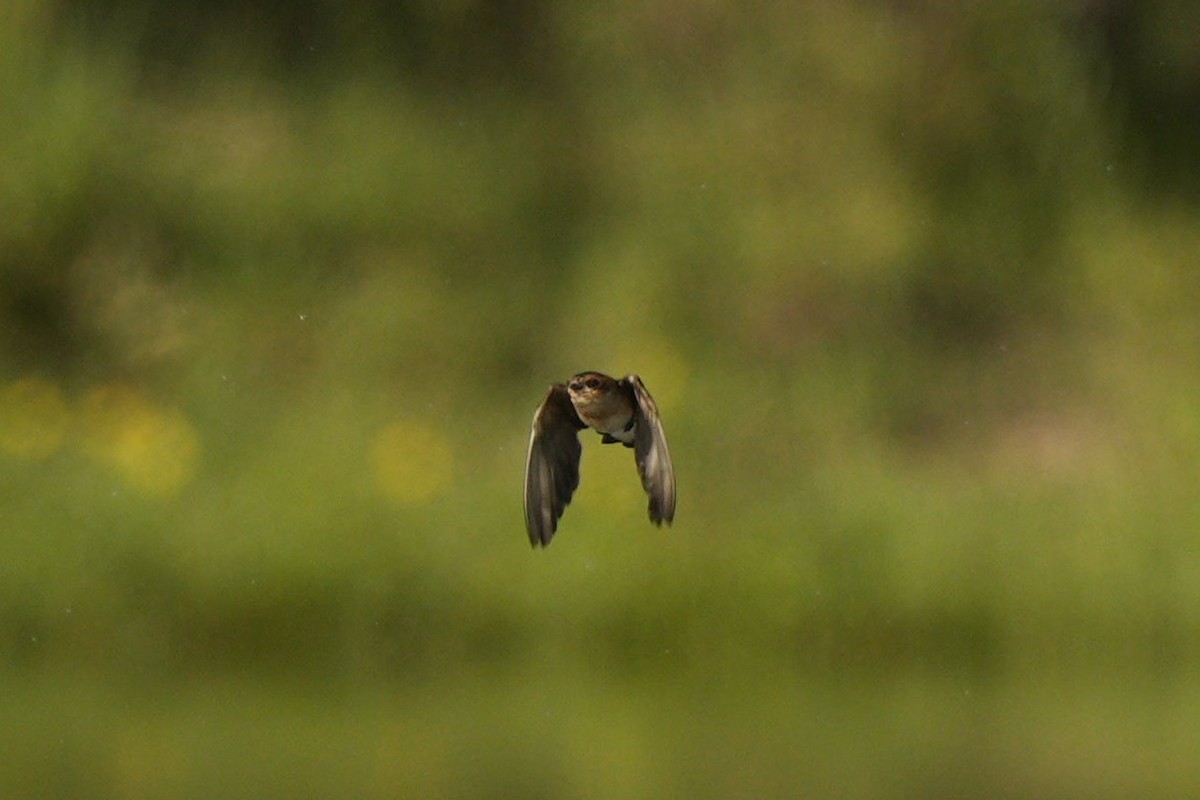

[524,372,676,547]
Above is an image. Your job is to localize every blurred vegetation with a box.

[3,0,1200,797]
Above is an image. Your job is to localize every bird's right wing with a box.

[524,384,586,547]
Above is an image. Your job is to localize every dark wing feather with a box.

[624,374,676,526]
[523,384,585,546]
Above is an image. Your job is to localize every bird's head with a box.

[567,371,617,407]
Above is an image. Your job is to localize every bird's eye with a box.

[585,377,601,389]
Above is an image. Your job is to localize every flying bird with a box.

[524,372,676,547]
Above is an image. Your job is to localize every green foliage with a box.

[3,1,1200,797]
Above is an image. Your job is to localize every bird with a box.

[524,372,676,547]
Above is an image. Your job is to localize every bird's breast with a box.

[571,393,634,437]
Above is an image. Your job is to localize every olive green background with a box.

[3,2,1200,797]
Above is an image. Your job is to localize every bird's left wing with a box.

[624,374,676,526]
[524,384,586,546]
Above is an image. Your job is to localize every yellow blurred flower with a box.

[0,376,71,459]
[80,384,200,495]
[371,419,454,505]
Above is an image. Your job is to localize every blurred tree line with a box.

[4,0,1197,418]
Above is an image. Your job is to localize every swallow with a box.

[524,372,676,547]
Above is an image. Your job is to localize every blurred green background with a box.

[3,1,1200,797]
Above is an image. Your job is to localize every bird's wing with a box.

[624,374,676,526]
[524,383,586,546]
